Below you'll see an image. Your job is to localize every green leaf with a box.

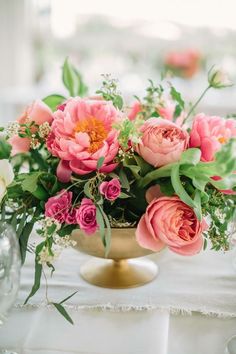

[83,181,93,199]
[193,189,202,221]
[43,94,66,112]
[52,303,74,325]
[180,148,201,166]
[170,86,185,109]
[171,164,197,210]
[133,156,153,176]
[113,95,123,110]
[102,210,111,258]
[96,206,106,247]
[138,164,174,188]
[119,169,130,191]
[119,192,130,199]
[59,291,78,305]
[57,225,77,237]
[16,211,27,238]
[21,172,43,194]
[19,221,34,264]
[24,242,44,304]
[97,156,105,169]
[0,138,12,159]
[158,179,175,196]
[62,58,80,97]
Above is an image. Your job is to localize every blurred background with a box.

[0,0,236,124]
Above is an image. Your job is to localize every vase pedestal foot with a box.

[80,258,158,289]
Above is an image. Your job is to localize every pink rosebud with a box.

[99,178,121,201]
[9,99,53,156]
[128,102,142,121]
[136,196,207,256]
[136,118,189,167]
[45,190,73,223]
[76,198,98,235]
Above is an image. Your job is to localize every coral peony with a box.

[47,98,121,179]
[190,113,236,162]
[136,118,189,167]
[136,196,206,255]
[128,101,142,121]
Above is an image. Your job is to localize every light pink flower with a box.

[99,178,121,201]
[76,198,98,235]
[9,100,53,155]
[45,190,73,223]
[136,196,207,255]
[145,185,164,203]
[47,98,121,180]
[165,49,201,78]
[128,102,142,121]
[157,101,175,121]
[136,118,189,167]
[190,113,236,162]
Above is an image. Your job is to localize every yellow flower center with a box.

[218,136,228,144]
[75,117,108,153]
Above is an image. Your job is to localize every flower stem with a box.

[184,85,211,124]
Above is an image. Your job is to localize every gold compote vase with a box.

[71,228,158,289]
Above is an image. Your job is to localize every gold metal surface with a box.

[71,228,158,288]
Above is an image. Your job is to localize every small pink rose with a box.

[99,178,121,201]
[136,196,206,256]
[76,198,98,235]
[136,118,189,167]
[9,99,53,156]
[45,190,72,223]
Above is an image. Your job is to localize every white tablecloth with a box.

[1,246,236,354]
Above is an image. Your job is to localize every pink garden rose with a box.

[9,100,53,155]
[45,190,73,223]
[136,118,189,167]
[136,196,206,255]
[47,98,121,181]
[76,198,98,235]
[190,113,236,162]
[99,178,121,201]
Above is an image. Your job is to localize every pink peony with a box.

[136,118,189,167]
[136,196,207,255]
[157,101,175,121]
[128,102,142,121]
[9,100,53,155]
[45,190,73,223]
[190,113,236,162]
[99,178,121,201]
[76,198,98,235]
[47,98,121,180]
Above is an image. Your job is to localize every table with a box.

[1,245,236,354]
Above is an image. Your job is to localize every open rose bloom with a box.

[2,58,236,300]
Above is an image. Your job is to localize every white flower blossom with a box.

[38,246,60,265]
[0,160,14,202]
[54,234,77,248]
[208,66,233,89]
[38,122,51,139]
[6,122,20,137]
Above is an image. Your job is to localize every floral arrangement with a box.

[0,59,236,322]
[164,49,202,78]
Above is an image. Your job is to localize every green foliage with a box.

[62,57,88,97]
[52,303,74,325]
[43,94,66,111]
[96,74,123,109]
[0,138,12,159]
[170,86,185,119]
